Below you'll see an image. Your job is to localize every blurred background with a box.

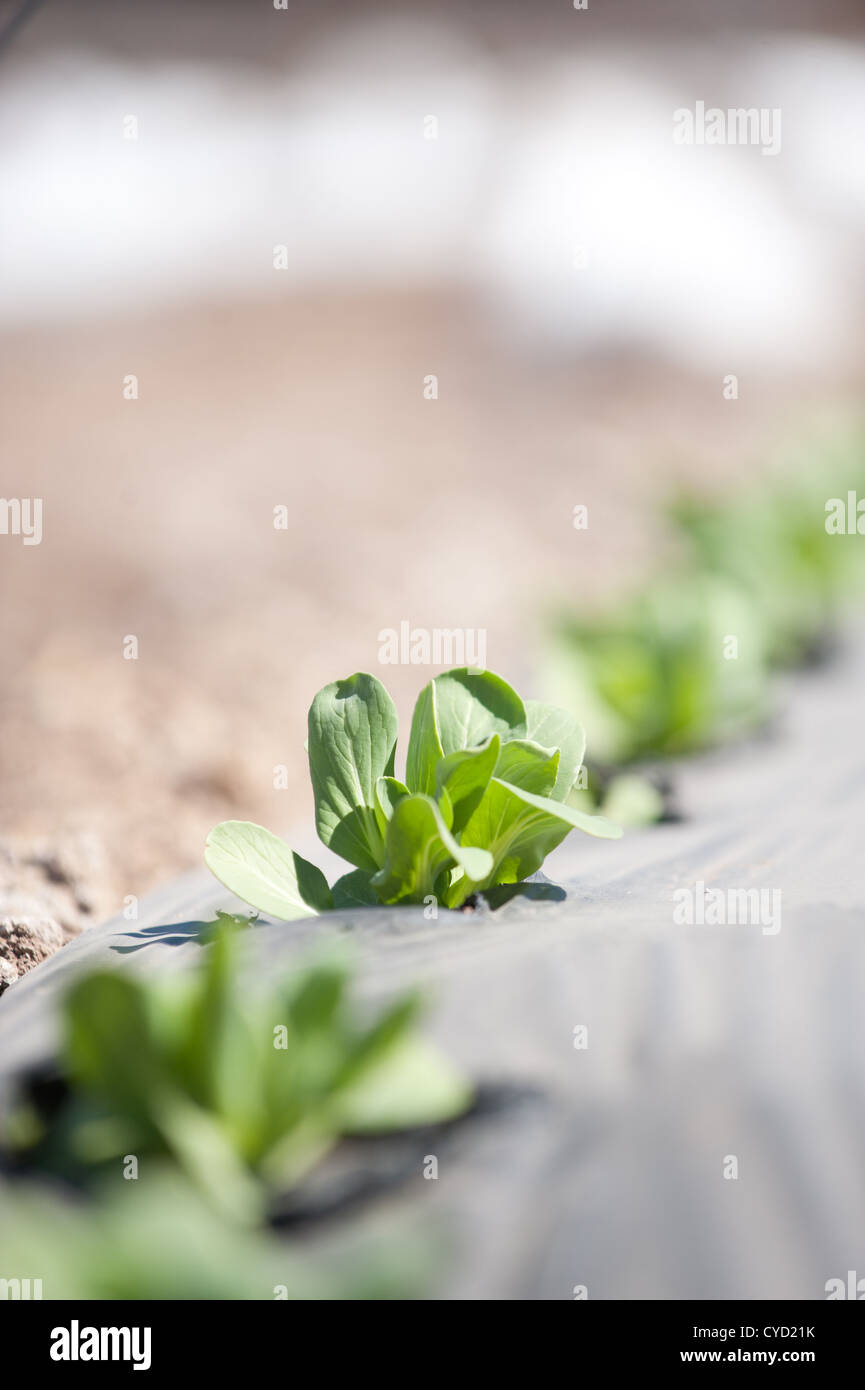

[2,0,864,961]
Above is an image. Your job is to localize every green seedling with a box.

[547,574,771,766]
[205,667,620,916]
[668,438,865,667]
[568,767,667,828]
[13,924,471,1220]
[0,1172,433,1300]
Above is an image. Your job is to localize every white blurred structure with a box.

[1,19,863,371]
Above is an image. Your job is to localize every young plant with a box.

[567,766,667,829]
[11,923,471,1220]
[0,1172,432,1300]
[668,441,865,668]
[546,574,770,765]
[204,667,621,916]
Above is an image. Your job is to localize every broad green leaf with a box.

[371,793,493,905]
[331,868,378,908]
[257,1119,339,1193]
[434,734,500,833]
[205,821,332,920]
[405,680,444,795]
[169,937,270,1159]
[431,668,526,757]
[275,966,357,1112]
[150,1089,263,1225]
[308,673,398,870]
[337,1035,473,1132]
[65,973,166,1113]
[289,963,350,1036]
[458,777,622,894]
[174,923,244,1110]
[494,738,560,797]
[525,699,586,800]
[332,995,422,1092]
[374,774,410,838]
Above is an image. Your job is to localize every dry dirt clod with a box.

[0,834,111,994]
[0,916,65,995]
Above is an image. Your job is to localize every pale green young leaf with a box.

[405,680,444,795]
[434,734,500,833]
[524,699,586,800]
[150,1089,264,1225]
[431,668,526,756]
[371,793,493,905]
[458,778,621,894]
[332,995,422,1091]
[205,821,333,920]
[494,739,560,797]
[337,1035,473,1132]
[374,775,410,838]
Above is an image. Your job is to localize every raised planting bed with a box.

[1,642,863,1299]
